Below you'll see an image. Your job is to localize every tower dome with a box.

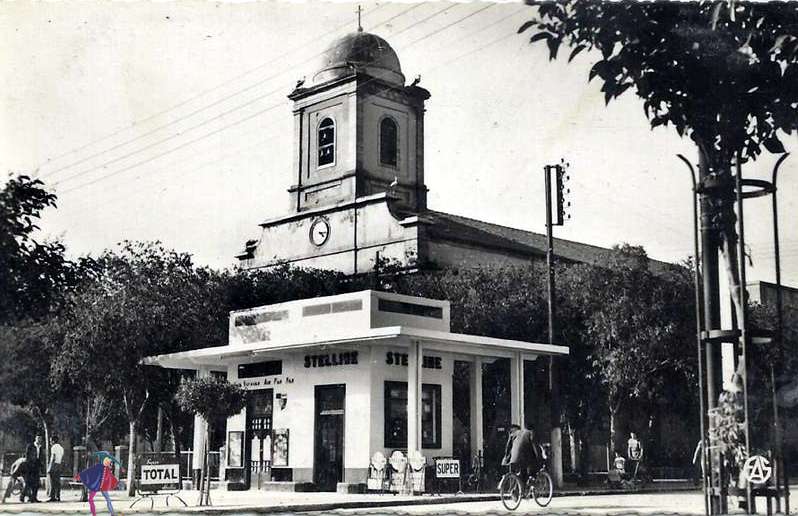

[312,31,405,86]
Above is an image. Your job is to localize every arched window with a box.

[318,117,335,167]
[380,117,398,167]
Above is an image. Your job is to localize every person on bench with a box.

[608,451,626,486]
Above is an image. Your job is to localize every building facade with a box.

[235,29,634,275]
[145,290,567,491]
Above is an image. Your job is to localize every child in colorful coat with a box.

[75,452,124,516]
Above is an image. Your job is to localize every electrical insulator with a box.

[555,164,567,226]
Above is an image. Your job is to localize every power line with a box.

[50,3,455,190]
[43,4,426,184]
[34,3,391,174]
[56,3,480,196]
[72,132,284,213]
[401,3,494,48]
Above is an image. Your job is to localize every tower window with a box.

[380,117,398,167]
[318,117,335,167]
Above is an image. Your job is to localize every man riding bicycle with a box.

[499,423,553,510]
[501,423,542,484]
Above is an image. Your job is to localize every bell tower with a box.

[286,31,430,215]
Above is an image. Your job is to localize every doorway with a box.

[314,384,345,491]
[452,360,472,468]
[245,389,273,489]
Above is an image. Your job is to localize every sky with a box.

[1,1,797,285]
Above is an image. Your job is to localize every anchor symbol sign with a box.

[743,455,772,484]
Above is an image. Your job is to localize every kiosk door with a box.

[246,389,273,489]
[314,384,345,491]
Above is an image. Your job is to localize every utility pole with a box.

[544,161,569,488]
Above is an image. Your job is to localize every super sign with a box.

[140,464,180,485]
[435,459,460,478]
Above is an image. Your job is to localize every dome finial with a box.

[356,5,363,32]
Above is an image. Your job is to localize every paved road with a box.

[331,491,712,515]
[0,487,746,515]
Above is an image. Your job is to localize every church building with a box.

[235,29,622,274]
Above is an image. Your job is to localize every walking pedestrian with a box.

[46,435,64,502]
[75,451,124,516]
[23,435,44,503]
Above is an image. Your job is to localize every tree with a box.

[51,241,231,496]
[175,377,245,506]
[560,246,696,454]
[520,0,798,353]
[0,318,68,462]
[0,174,79,323]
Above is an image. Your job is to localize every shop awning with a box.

[142,325,568,370]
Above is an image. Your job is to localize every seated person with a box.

[608,451,626,485]
[2,457,28,503]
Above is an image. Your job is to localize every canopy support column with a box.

[192,367,211,488]
[407,340,423,455]
[510,352,524,427]
[470,357,484,459]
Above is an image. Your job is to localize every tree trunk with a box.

[197,439,206,506]
[647,413,656,463]
[164,409,181,457]
[199,424,212,506]
[568,423,578,473]
[127,420,137,496]
[36,410,51,467]
[609,405,619,469]
[155,406,163,453]
[36,408,50,496]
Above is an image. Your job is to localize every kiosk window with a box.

[384,381,442,449]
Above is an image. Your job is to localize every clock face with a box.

[309,218,330,246]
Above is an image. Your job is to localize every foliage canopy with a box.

[521,1,798,165]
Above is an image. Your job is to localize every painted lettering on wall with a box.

[304,351,359,368]
[385,352,442,369]
[234,376,295,390]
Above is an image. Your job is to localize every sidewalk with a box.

[0,481,699,515]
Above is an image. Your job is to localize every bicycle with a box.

[464,452,483,493]
[499,462,553,510]
[2,476,25,504]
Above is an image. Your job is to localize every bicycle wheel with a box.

[499,474,523,511]
[532,470,553,507]
[11,478,24,496]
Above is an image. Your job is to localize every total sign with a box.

[435,458,460,479]
[141,463,180,485]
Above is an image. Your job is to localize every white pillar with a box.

[469,357,484,458]
[407,340,422,454]
[510,352,524,427]
[192,368,211,479]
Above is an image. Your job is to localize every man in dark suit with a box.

[502,423,542,483]
[23,435,44,503]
